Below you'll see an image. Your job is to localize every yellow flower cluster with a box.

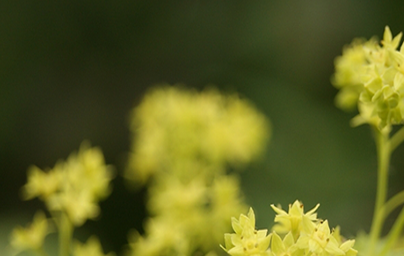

[126,85,271,256]
[126,85,270,184]
[22,142,114,226]
[222,208,271,256]
[222,200,358,256]
[10,211,50,254]
[333,26,404,130]
[10,142,115,256]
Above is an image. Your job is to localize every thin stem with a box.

[390,126,404,152]
[59,212,73,256]
[379,206,404,256]
[383,190,404,221]
[368,129,391,255]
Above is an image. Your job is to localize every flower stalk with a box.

[369,129,391,255]
[59,212,73,256]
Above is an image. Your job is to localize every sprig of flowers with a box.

[125,85,270,185]
[333,26,404,130]
[126,85,271,256]
[222,200,357,256]
[221,208,271,256]
[10,211,50,256]
[10,142,115,256]
[333,26,404,256]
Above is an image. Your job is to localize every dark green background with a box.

[1,1,404,254]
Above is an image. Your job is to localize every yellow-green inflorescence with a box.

[222,200,358,256]
[126,85,271,256]
[126,85,270,185]
[10,211,50,255]
[333,26,404,130]
[333,26,404,256]
[10,142,115,256]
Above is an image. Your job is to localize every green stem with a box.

[368,129,391,255]
[379,206,404,256]
[383,190,404,221]
[59,212,73,256]
[390,126,404,152]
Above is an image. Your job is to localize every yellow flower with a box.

[381,26,402,51]
[331,227,358,256]
[47,190,100,226]
[126,85,270,185]
[202,94,270,165]
[65,142,114,200]
[270,200,319,241]
[332,38,378,111]
[146,175,207,222]
[21,141,114,227]
[10,211,50,253]
[270,232,303,256]
[333,26,404,129]
[127,219,189,256]
[296,218,345,256]
[226,201,357,256]
[222,208,271,256]
[22,164,62,200]
[206,175,248,248]
[73,236,115,256]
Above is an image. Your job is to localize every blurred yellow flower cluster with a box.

[222,200,357,256]
[22,142,114,226]
[10,211,50,254]
[126,85,270,184]
[10,142,115,256]
[333,26,404,130]
[126,85,271,256]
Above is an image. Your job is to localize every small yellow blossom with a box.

[222,208,271,256]
[10,211,50,253]
[206,175,248,248]
[22,164,62,200]
[65,143,114,200]
[202,94,270,164]
[73,236,115,256]
[146,176,207,234]
[142,174,248,255]
[381,26,402,51]
[270,232,303,256]
[47,190,100,226]
[21,141,114,227]
[330,227,358,256]
[296,218,346,256]
[332,38,378,111]
[270,200,319,240]
[127,219,190,256]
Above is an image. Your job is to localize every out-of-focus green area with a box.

[1,1,404,254]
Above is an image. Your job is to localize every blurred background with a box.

[1,0,404,254]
